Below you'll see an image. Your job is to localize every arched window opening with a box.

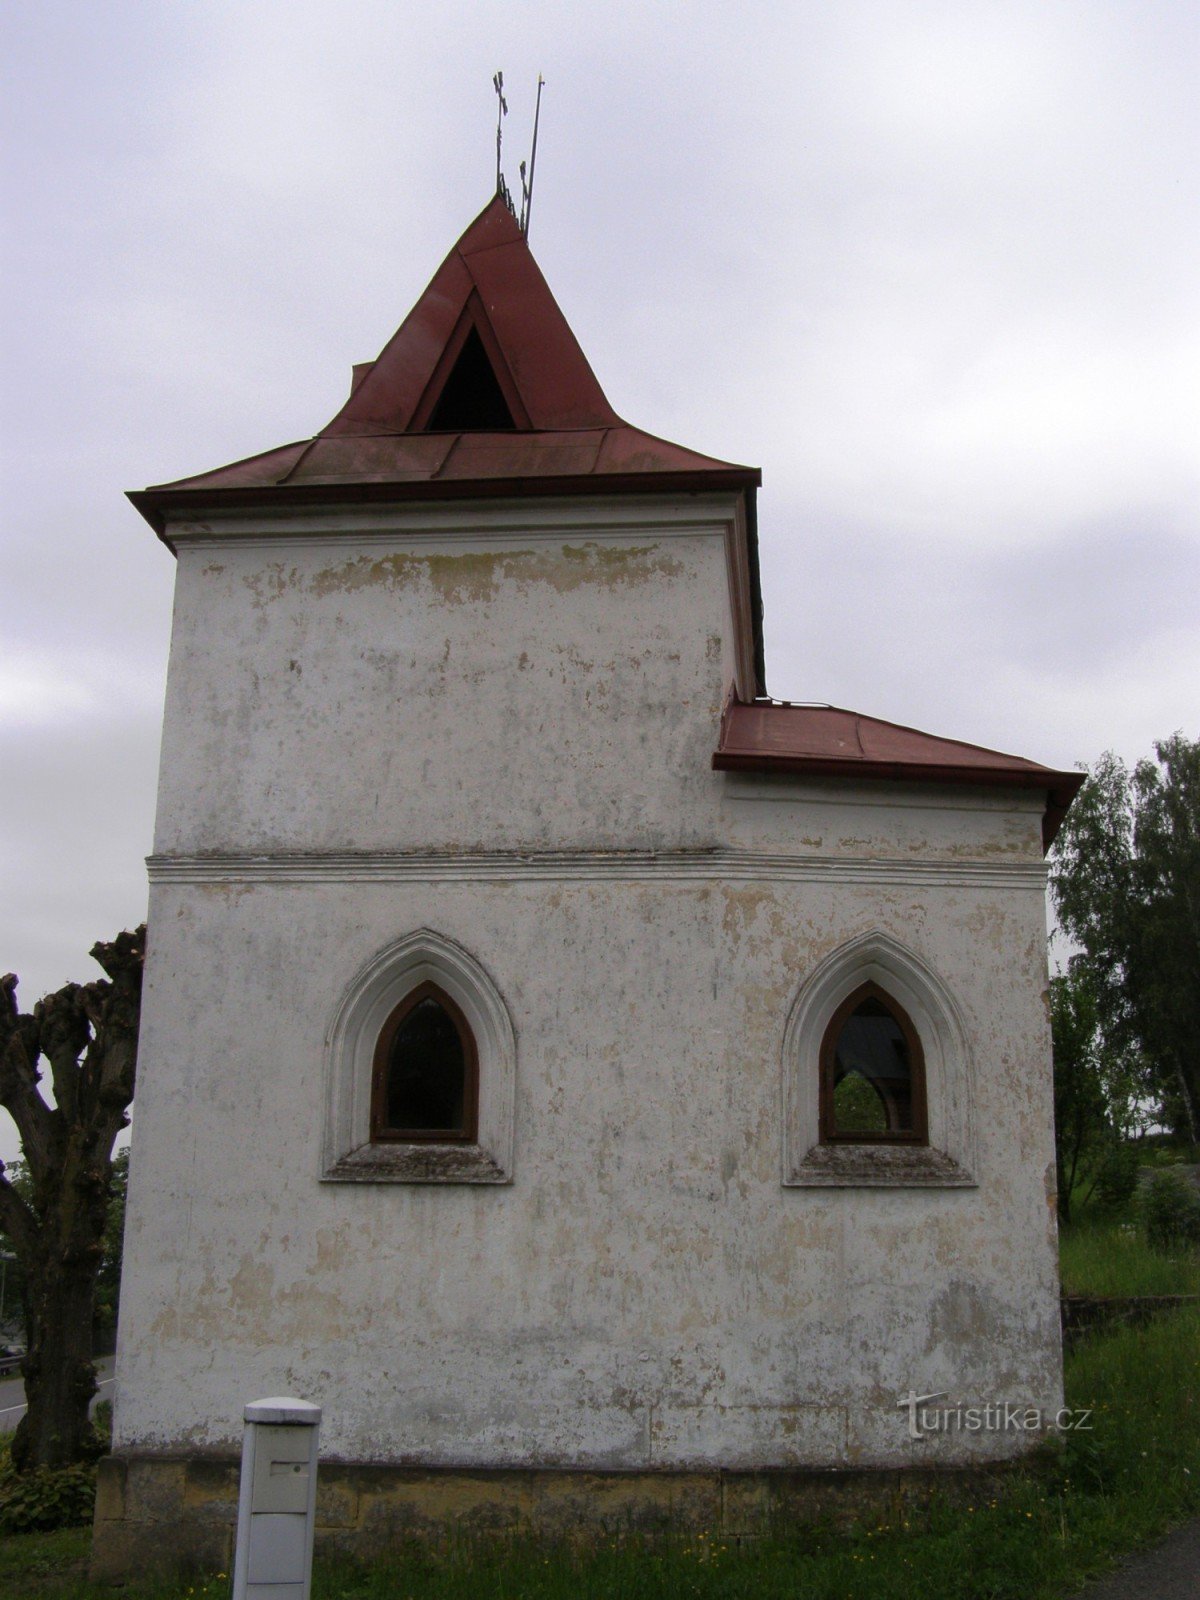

[371,982,479,1143]
[820,982,927,1145]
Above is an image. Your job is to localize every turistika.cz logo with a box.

[897,1390,1093,1441]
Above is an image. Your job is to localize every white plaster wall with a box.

[118,493,1062,1471]
[153,500,738,856]
[118,866,1059,1469]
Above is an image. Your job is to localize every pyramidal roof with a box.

[129,197,760,530]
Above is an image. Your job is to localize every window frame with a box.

[817,979,928,1146]
[780,930,976,1189]
[322,927,516,1185]
[370,980,480,1145]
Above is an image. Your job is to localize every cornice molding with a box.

[147,848,1046,892]
[164,493,744,548]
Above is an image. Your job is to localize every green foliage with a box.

[1138,1170,1200,1253]
[1090,1143,1141,1212]
[1049,969,1143,1222]
[1051,735,1200,1142]
[90,1401,112,1451]
[831,1070,886,1131]
[0,1440,96,1534]
[1059,1216,1200,1295]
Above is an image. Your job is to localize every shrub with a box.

[1091,1143,1141,1212]
[0,1440,96,1534]
[1139,1170,1200,1252]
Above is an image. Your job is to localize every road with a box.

[0,1355,115,1432]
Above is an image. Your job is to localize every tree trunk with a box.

[1,927,143,1473]
[10,1140,109,1471]
[1173,1057,1199,1150]
[12,1256,100,1471]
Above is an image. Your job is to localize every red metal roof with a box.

[713,699,1083,851]
[129,196,759,521]
[324,196,616,435]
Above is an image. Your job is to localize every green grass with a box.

[1059,1218,1200,1297]
[1,1307,1198,1599]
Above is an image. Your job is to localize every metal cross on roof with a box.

[493,71,545,240]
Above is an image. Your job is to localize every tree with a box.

[1,1148,129,1335]
[0,928,143,1471]
[1050,965,1146,1222]
[1050,967,1107,1224]
[1051,736,1200,1144]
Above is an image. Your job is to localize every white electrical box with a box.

[231,1396,321,1600]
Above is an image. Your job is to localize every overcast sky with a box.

[2,1,1197,1163]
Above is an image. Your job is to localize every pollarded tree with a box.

[0,928,143,1470]
[1051,736,1200,1144]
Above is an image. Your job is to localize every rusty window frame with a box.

[370,980,480,1144]
[818,980,928,1145]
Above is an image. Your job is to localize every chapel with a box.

[95,196,1081,1570]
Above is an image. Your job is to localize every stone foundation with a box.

[1060,1293,1199,1351]
[90,1452,1019,1580]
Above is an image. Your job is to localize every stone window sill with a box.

[785,1143,976,1189]
[322,1142,511,1185]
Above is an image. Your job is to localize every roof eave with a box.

[129,469,763,548]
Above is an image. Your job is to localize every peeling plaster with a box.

[118,507,1063,1474]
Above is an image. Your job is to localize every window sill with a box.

[322,1142,511,1185]
[785,1143,976,1189]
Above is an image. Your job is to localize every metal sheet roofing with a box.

[129,196,760,526]
[713,699,1083,851]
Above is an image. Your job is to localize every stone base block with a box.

[90,1451,1018,1581]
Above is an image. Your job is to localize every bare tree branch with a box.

[0,974,54,1175]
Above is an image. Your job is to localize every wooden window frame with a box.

[370,980,480,1145]
[818,980,928,1146]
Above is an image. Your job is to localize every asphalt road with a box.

[1070,1517,1200,1599]
[0,1355,115,1431]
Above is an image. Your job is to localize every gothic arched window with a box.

[324,927,515,1184]
[371,982,479,1143]
[819,981,928,1144]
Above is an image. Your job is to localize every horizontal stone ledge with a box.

[145,847,1046,891]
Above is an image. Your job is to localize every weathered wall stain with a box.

[122,507,1061,1492]
[294,542,686,604]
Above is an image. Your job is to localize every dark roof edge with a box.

[743,487,767,697]
[712,748,1083,852]
[128,469,763,547]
